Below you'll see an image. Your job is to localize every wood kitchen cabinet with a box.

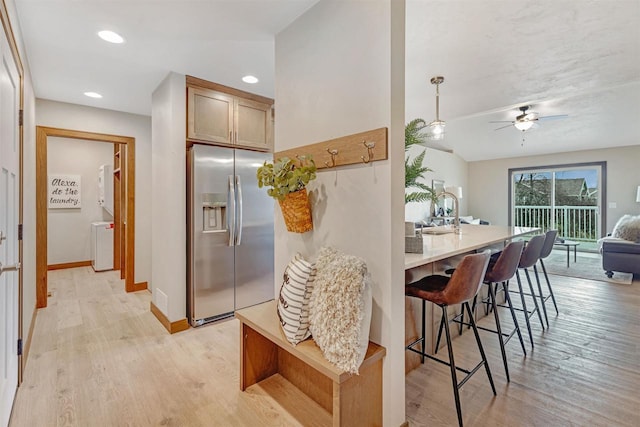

[187,84,274,151]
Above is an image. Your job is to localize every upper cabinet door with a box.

[234,98,273,151]
[187,87,234,145]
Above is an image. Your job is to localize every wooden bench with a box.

[235,300,386,427]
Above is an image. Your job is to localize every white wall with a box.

[151,72,186,322]
[468,145,640,231]
[36,99,152,286]
[405,146,468,222]
[276,1,406,425]
[47,137,113,264]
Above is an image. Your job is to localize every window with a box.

[509,162,606,250]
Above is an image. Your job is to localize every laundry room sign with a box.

[48,174,82,208]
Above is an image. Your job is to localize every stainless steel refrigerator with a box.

[187,144,274,326]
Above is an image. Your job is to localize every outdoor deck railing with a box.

[514,205,599,242]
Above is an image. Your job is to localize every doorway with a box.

[509,162,607,251]
[36,127,143,309]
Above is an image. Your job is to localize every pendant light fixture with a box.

[427,76,445,140]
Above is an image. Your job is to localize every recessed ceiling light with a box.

[242,75,259,84]
[98,30,125,44]
[84,92,103,99]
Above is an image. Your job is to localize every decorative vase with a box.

[279,189,313,233]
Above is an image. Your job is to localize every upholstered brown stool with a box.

[512,234,546,348]
[534,229,560,327]
[405,250,495,427]
[473,240,526,382]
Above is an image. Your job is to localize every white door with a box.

[0,23,20,427]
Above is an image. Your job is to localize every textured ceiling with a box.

[13,0,640,161]
[405,0,640,160]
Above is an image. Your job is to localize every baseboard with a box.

[47,260,92,270]
[132,281,148,292]
[150,301,190,334]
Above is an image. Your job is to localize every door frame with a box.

[508,161,607,241]
[1,0,25,387]
[36,127,142,308]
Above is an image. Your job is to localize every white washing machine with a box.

[91,222,114,271]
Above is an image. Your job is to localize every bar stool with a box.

[512,234,546,348]
[534,229,560,327]
[405,250,495,427]
[463,240,526,382]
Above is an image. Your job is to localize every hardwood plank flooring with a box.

[9,267,640,426]
[406,273,640,427]
[10,267,307,427]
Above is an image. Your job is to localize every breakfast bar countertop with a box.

[404,224,540,270]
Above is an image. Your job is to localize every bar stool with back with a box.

[405,250,495,427]
[512,234,547,348]
[534,229,560,328]
[472,240,527,382]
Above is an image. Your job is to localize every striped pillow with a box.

[277,253,316,345]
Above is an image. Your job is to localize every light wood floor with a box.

[9,266,640,426]
[406,272,640,426]
[9,267,311,426]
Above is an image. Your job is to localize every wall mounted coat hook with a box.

[274,127,388,170]
[324,148,338,168]
[361,140,375,164]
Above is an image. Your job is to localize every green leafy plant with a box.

[257,156,317,201]
[405,118,437,204]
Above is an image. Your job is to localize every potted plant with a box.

[405,118,437,205]
[257,156,317,233]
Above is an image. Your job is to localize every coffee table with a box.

[554,240,579,267]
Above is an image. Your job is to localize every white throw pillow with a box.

[611,214,640,243]
[358,275,373,368]
[309,247,372,374]
[277,253,316,345]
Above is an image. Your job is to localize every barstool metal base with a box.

[503,268,546,348]
[538,259,559,315]
[406,300,496,427]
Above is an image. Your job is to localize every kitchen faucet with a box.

[437,191,460,234]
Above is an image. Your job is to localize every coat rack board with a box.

[273,127,388,170]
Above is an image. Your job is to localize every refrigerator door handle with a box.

[227,175,236,246]
[235,175,243,245]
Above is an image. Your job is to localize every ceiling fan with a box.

[491,105,568,132]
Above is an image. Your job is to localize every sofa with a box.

[599,214,640,278]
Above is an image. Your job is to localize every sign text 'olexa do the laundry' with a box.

[48,174,81,208]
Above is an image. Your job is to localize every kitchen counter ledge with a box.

[405,224,539,270]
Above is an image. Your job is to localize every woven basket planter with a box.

[279,189,313,233]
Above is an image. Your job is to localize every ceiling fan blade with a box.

[538,114,568,121]
[493,124,513,131]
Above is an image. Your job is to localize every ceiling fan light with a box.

[514,121,534,131]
